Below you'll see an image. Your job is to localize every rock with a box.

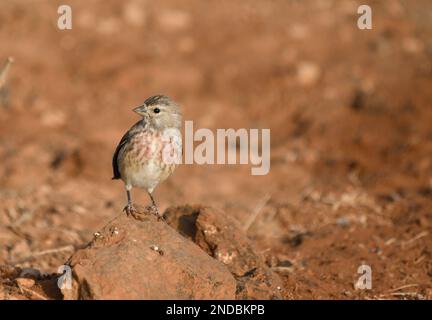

[19,268,41,279]
[16,278,35,288]
[296,61,321,87]
[289,24,309,40]
[164,205,284,299]
[157,10,191,32]
[402,37,424,54]
[0,57,13,89]
[96,18,120,36]
[40,110,66,128]
[123,1,146,27]
[63,206,236,300]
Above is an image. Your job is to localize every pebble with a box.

[336,217,350,227]
[123,2,146,27]
[158,10,191,32]
[16,278,35,288]
[297,62,321,86]
[402,37,424,54]
[20,268,41,279]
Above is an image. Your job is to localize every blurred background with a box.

[1,0,432,299]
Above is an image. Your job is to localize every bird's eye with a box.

[153,108,160,114]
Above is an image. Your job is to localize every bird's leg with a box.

[123,188,137,217]
[148,192,163,220]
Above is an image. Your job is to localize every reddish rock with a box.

[164,205,284,299]
[63,206,236,300]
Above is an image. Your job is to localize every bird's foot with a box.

[123,203,139,219]
[146,205,165,221]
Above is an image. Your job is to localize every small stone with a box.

[297,62,321,87]
[19,268,41,279]
[177,37,196,53]
[157,10,191,32]
[277,260,293,268]
[16,278,35,288]
[40,110,66,128]
[289,24,309,40]
[336,217,350,227]
[72,205,87,214]
[150,245,164,256]
[97,18,120,35]
[402,37,424,54]
[343,290,352,297]
[123,2,146,27]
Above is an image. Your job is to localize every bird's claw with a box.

[123,203,137,217]
[124,203,164,222]
[147,205,165,221]
[125,204,147,221]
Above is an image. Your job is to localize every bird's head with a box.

[133,95,182,130]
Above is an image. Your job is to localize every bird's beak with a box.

[133,104,147,116]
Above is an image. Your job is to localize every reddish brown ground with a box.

[1,0,432,299]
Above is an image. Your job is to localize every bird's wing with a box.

[112,120,144,180]
[111,132,129,180]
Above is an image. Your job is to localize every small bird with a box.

[112,95,182,219]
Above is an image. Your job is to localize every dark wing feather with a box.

[112,131,130,180]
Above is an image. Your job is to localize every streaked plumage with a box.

[112,95,182,219]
